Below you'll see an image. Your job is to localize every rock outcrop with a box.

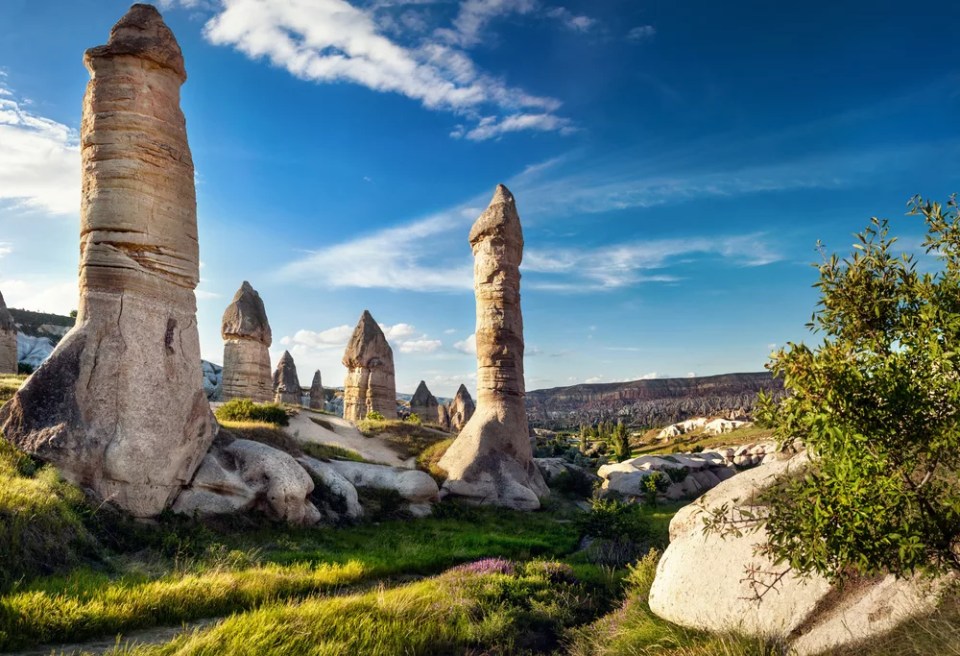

[448,384,476,432]
[0,290,16,374]
[220,281,272,402]
[342,310,397,421]
[273,350,301,405]
[173,437,321,525]
[409,380,438,422]
[328,459,439,517]
[438,185,548,511]
[437,404,451,431]
[309,370,325,410]
[648,455,948,654]
[0,4,215,518]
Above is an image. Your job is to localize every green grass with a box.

[357,418,452,459]
[110,560,614,656]
[300,442,368,462]
[0,373,27,405]
[215,399,289,426]
[633,425,775,456]
[416,437,455,483]
[565,550,781,656]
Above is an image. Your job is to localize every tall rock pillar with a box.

[342,310,397,421]
[0,4,215,517]
[309,370,325,410]
[273,350,302,405]
[221,281,273,402]
[438,185,547,510]
[0,290,16,374]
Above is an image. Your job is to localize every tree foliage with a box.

[757,195,960,580]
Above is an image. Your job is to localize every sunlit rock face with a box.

[0,290,16,374]
[309,370,325,410]
[0,4,216,518]
[342,310,397,421]
[221,281,273,402]
[438,185,548,511]
[449,384,475,432]
[410,380,438,422]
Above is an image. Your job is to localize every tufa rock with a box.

[0,289,16,374]
[648,455,949,654]
[220,281,273,402]
[273,350,301,405]
[309,370,325,410]
[437,404,451,431]
[409,380,438,423]
[0,4,215,518]
[342,310,397,421]
[448,383,476,432]
[438,185,548,511]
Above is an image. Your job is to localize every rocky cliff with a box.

[525,372,783,429]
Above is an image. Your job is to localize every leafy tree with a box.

[756,195,960,581]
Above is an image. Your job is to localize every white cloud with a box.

[453,113,576,141]
[0,243,11,259]
[0,85,79,216]
[545,7,596,32]
[627,25,655,41]
[436,0,538,48]
[0,277,78,314]
[280,321,441,356]
[584,375,603,383]
[192,0,569,139]
[453,332,476,354]
[523,234,781,291]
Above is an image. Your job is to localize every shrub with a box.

[576,498,652,566]
[366,410,385,421]
[215,399,289,426]
[16,362,33,375]
[642,472,670,506]
[405,412,421,425]
[549,468,596,498]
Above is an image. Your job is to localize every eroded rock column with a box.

[0,290,16,374]
[309,370,324,410]
[449,383,476,432]
[0,4,215,518]
[410,380,438,423]
[342,310,397,421]
[438,185,547,510]
[273,350,301,405]
[221,281,273,402]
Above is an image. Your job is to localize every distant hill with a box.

[525,372,783,430]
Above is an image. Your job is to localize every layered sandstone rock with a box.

[410,380,438,422]
[438,185,548,510]
[221,281,272,402]
[449,384,475,432]
[273,350,301,405]
[309,370,325,410]
[0,290,16,374]
[648,455,948,655]
[0,4,215,518]
[342,310,397,421]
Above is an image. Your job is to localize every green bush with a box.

[550,468,596,498]
[366,410,385,421]
[214,399,289,426]
[405,412,421,425]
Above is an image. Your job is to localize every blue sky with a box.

[0,0,958,397]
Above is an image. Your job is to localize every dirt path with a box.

[283,410,410,466]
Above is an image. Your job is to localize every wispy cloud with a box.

[280,321,442,356]
[524,233,781,291]
[0,84,79,216]
[170,0,570,140]
[545,7,596,32]
[435,0,538,48]
[0,243,12,259]
[627,25,655,42]
[453,332,476,354]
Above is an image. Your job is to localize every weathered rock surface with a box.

[0,290,16,374]
[328,460,439,503]
[342,310,397,421]
[648,455,948,654]
[439,185,548,511]
[535,457,599,486]
[0,4,215,518]
[273,350,301,405]
[297,456,363,520]
[173,437,321,525]
[448,384,476,432]
[409,380,438,423]
[437,404,451,431]
[309,370,325,410]
[221,281,272,402]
